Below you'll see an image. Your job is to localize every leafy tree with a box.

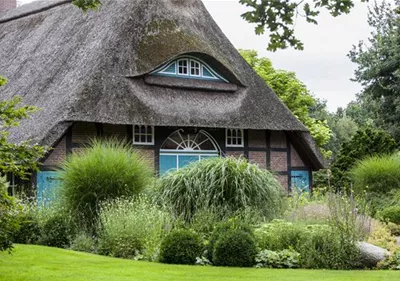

[0,176,19,253]
[330,127,397,189]
[0,85,47,178]
[349,1,400,141]
[73,0,365,51]
[240,50,331,157]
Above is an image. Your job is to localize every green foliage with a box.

[331,127,397,188]
[0,176,19,252]
[0,96,47,178]
[379,206,400,225]
[72,0,100,11]
[207,219,254,262]
[239,0,363,51]
[39,215,71,248]
[255,220,361,269]
[13,212,41,245]
[212,229,257,267]
[158,156,284,221]
[60,139,153,231]
[159,229,203,265]
[351,155,400,200]
[377,249,400,270]
[255,249,301,268]
[349,1,400,141]
[70,233,96,253]
[240,50,331,157]
[97,197,171,261]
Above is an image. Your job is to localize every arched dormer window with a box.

[151,56,228,82]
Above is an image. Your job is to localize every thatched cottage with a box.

[0,0,325,197]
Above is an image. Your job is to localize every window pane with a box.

[227,137,232,145]
[140,126,146,134]
[237,138,242,145]
[232,138,236,145]
[232,130,236,138]
[134,125,139,134]
[134,135,140,142]
[238,130,242,138]
[147,135,152,143]
[141,135,146,143]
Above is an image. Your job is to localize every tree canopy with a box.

[349,0,400,141]
[240,49,331,157]
[0,76,47,178]
[72,0,366,51]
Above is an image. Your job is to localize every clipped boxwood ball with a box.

[213,229,257,267]
[160,229,203,265]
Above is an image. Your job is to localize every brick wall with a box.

[137,149,154,171]
[270,131,287,148]
[291,145,305,167]
[0,0,16,12]
[270,151,287,171]
[248,151,266,169]
[277,175,289,193]
[42,135,66,166]
[103,124,128,139]
[248,130,266,148]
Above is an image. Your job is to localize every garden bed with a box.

[0,245,398,281]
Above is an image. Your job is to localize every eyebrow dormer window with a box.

[178,59,188,75]
[151,55,228,82]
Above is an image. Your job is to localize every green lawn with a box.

[0,245,398,281]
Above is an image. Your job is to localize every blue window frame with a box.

[151,55,228,82]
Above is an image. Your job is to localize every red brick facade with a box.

[41,123,312,191]
[0,0,16,12]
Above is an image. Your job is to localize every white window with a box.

[178,59,188,75]
[226,129,244,147]
[133,125,154,145]
[190,60,201,76]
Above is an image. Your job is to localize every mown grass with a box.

[0,245,399,281]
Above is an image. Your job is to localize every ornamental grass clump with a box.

[60,139,153,231]
[158,156,284,221]
[97,196,171,261]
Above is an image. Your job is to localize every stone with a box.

[357,242,390,268]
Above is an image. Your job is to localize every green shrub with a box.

[159,156,284,221]
[13,213,41,245]
[159,229,203,265]
[70,233,96,253]
[379,206,400,225]
[207,219,253,261]
[60,139,153,231]
[255,249,301,268]
[377,249,400,270]
[0,176,19,252]
[255,220,361,269]
[39,215,71,248]
[351,155,400,200]
[212,229,257,267]
[97,197,170,261]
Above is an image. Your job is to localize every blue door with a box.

[290,170,310,193]
[37,171,62,205]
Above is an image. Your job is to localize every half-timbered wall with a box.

[40,123,313,191]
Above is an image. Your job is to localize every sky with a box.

[18,0,375,112]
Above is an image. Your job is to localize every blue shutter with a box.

[37,171,62,206]
[290,170,310,193]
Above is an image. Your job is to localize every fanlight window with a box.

[226,128,243,147]
[159,129,221,175]
[152,56,228,82]
[133,125,154,145]
[161,129,220,151]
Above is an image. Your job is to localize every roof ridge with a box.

[0,0,71,24]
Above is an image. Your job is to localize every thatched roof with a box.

[0,0,326,169]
